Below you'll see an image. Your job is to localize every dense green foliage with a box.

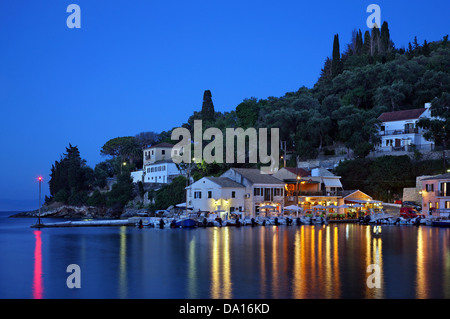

[49,144,134,209]
[167,26,449,163]
[335,156,446,202]
[49,144,94,205]
[152,176,187,210]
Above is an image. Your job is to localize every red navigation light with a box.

[38,176,43,181]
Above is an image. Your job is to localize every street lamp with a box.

[37,176,43,225]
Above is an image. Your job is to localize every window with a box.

[426,184,434,192]
[194,191,202,199]
[208,191,212,199]
[254,188,261,196]
[436,202,439,209]
[232,191,236,198]
[162,150,165,155]
[445,201,450,209]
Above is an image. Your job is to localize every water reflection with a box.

[260,226,266,298]
[20,223,450,299]
[272,228,279,299]
[291,225,342,298]
[211,228,232,299]
[118,226,127,298]
[364,226,384,298]
[32,230,43,299]
[188,235,197,298]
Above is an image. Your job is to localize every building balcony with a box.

[286,190,344,199]
[435,190,450,197]
[379,128,419,136]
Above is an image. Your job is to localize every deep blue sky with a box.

[0,0,448,210]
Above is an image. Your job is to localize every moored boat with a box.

[431,220,450,227]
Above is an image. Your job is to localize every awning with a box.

[346,199,370,203]
[322,178,343,188]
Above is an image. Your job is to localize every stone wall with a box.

[402,187,420,203]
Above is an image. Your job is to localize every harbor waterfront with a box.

[1,211,449,299]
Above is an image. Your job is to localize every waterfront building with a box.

[274,167,344,211]
[338,190,382,217]
[220,168,286,216]
[376,102,435,152]
[420,173,450,216]
[186,177,245,217]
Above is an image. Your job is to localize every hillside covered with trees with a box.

[46,23,450,210]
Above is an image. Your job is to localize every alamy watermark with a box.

[66,4,81,29]
[366,4,381,29]
[170,120,280,174]
[66,264,81,289]
[367,264,381,289]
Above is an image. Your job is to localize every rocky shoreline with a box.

[9,205,149,220]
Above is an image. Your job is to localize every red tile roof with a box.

[378,108,426,122]
[149,142,175,148]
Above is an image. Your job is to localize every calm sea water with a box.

[0,211,449,299]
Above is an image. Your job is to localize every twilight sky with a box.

[0,0,449,211]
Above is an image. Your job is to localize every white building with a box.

[144,160,183,184]
[377,103,434,152]
[220,168,285,217]
[187,177,245,214]
[143,142,175,166]
[310,167,343,196]
[132,142,184,184]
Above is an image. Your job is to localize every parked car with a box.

[402,201,422,211]
[400,207,423,218]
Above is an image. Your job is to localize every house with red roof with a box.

[377,103,435,152]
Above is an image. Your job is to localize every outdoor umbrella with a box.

[284,205,302,217]
[260,205,276,209]
[284,205,301,210]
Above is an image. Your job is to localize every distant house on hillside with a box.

[376,103,435,152]
[131,142,184,184]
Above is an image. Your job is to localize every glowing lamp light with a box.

[38,176,43,182]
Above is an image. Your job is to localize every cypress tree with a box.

[380,21,391,53]
[201,90,215,122]
[363,30,371,55]
[331,34,342,77]
[371,25,381,55]
[355,29,363,55]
